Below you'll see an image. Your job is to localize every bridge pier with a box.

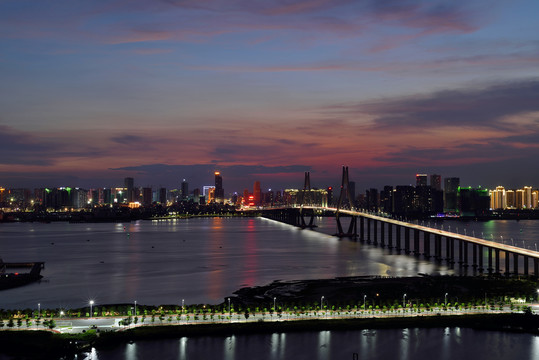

[359,217,365,241]
[514,253,519,276]
[367,218,371,243]
[524,256,529,276]
[535,258,539,277]
[478,245,484,272]
[458,240,464,265]
[424,233,430,258]
[396,225,402,251]
[505,252,510,276]
[380,221,385,247]
[472,244,478,268]
[435,235,442,261]
[463,241,468,267]
[373,220,378,245]
[495,249,500,274]
[413,230,420,256]
[404,227,410,254]
[387,223,393,248]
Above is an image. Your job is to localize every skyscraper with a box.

[181,179,189,200]
[214,171,224,203]
[444,177,460,213]
[124,177,134,203]
[416,174,428,187]
[253,181,261,206]
[430,174,441,191]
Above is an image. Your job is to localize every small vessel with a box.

[0,258,45,290]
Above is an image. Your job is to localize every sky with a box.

[1,0,538,194]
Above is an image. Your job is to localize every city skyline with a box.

[1,1,539,191]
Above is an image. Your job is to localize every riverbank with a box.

[1,313,538,359]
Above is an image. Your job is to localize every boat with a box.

[0,258,45,290]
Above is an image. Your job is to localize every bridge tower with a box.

[300,171,316,228]
[335,166,357,237]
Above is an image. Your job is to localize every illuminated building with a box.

[416,174,428,187]
[0,187,5,204]
[207,187,215,204]
[532,190,539,208]
[253,181,261,206]
[283,189,328,207]
[505,190,515,208]
[214,171,224,204]
[458,187,490,217]
[181,179,189,200]
[430,174,442,191]
[489,186,505,210]
[524,186,533,209]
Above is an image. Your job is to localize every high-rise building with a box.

[366,188,378,211]
[214,171,224,203]
[444,177,460,213]
[348,181,356,206]
[489,186,505,209]
[253,181,261,206]
[524,186,533,209]
[159,188,167,204]
[181,179,189,201]
[430,174,442,191]
[505,190,515,208]
[124,177,134,203]
[142,187,152,206]
[416,174,428,187]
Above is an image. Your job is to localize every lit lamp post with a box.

[134,300,137,317]
[273,297,276,312]
[228,298,231,314]
[321,296,324,312]
[38,303,40,318]
[182,299,184,314]
[363,295,367,311]
[403,294,407,309]
[89,300,94,318]
[445,293,448,306]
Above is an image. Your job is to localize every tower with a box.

[214,171,224,203]
[124,177,134,203]
[181,179,189,200]
[416,174,428,187]
[253,181,261,206]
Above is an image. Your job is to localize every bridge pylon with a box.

[299,171,316,229]
[334,166,357,238]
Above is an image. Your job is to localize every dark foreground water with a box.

[88,327,539,360]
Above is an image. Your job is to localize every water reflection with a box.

[89,328,538,360]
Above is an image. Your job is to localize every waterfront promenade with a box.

[1,301,536,334]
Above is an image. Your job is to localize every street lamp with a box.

[89,300,94,318]
[134,300,137,317]
[273,297,276,312]
[228,298,231,314]
[363,295,367,311]
[321,296,324,312]
[445,293,448,306]
[38,303,40,318]
[403,294,407,309]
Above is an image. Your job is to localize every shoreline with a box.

[1,313,538,359]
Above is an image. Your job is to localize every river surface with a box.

[88,327,539,360]
[2,217,539,360]
[1,217,538,310]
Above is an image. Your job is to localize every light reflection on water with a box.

[0,217,450,309]
[84,328,539,360]
[0,217,537,311]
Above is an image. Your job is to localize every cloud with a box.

[324,79,539,131]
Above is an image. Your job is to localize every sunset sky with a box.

[1,0,538,193]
